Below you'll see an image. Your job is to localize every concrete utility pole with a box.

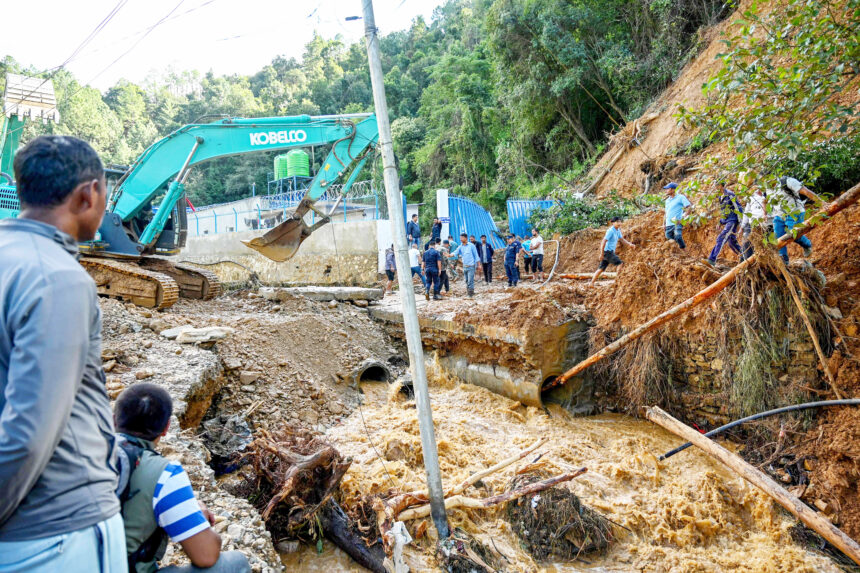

[361,0,450,539]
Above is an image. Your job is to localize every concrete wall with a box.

[181,219,379,286]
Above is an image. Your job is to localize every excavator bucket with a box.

[242,214,313,262]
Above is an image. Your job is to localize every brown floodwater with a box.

[282,359,839,572]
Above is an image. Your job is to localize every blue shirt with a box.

[604,226,623,252]
[522,240,532,256]
[423,247,442,271]
[665,193,691,226]
[450,242,480,267]
[505,241,522,263]
[153,462,209,543]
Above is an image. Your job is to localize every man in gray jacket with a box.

[0,136,126,571]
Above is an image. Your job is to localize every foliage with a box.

[5,0,731,208]
[770,135,860,197]
[527,193,637,235]
[678,0,860,207]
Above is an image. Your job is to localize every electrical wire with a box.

[659,399,860,461]
[3,0,128,117]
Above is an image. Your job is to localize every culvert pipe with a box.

[659,399,860,461]
[350,358,391,385]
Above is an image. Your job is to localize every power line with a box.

[4,0,128,116]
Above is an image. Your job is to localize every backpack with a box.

[780,176,802,201]
[116,435,169,571]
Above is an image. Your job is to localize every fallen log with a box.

[559,272,616,280]
[446,437,547,497]
[776,262,842,398]
[319,500,386,573]
[645,406,860,566]
[545,181,860,391]
[397,468,587,521]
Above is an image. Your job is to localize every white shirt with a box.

[530,235,544,255]
[767,177,805,218]
[408,248,421,268]
[741,191,767,227]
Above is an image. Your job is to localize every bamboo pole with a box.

[776,262,842,398]
[645,406,860,566]
[545,182,860,391]
[445,437,547,497]
[560,273,617,280]
[397,468,587,521]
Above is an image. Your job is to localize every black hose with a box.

[659,399,860,461]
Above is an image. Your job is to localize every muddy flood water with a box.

[282,359,837,572]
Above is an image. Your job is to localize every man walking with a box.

[422,241,443,301]
[446,235,460,281]
[663,182,691,249]
[740,186,767,260]
[425,217,442,250]
[522,237,533,275]
[406,213,421,247]
[707,181,743,265]
[384,244,396,294]
[591,216,636,284]
[448,233,480,297]
[0,136,127,571]
[476,235,494,283]
[530,228,545,282]
[408,243,427,292]
[504,235,523,287]
[438,239,451,296]
[767,176,820,263]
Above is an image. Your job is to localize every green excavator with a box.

[1,74,379,309]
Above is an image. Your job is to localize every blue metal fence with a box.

[448,194,504,248]
[0,184,19,219]
[506,199,558,238]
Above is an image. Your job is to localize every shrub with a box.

[528,194,638,236]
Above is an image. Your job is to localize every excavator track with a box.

[138,258,222,301]
[80,257,180,310]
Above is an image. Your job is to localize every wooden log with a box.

[397,468,587,521]
[776,262,842,398]
[545,181,860,391]
[320,500,387,573]
[645,406,860,566]
[560,273,617,280]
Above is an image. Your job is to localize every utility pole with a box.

[361,0,450,539]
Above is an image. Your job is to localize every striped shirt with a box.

[152,463,208,542]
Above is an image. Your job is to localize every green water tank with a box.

[286,149,310,178]
[274,154,290,180]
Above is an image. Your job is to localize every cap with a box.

[663,182,678,190]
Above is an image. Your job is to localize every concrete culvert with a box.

[351,359,391,384]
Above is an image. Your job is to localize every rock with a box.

[328,300,338,308]
[240,371,262,384]
[135,369,155,380]
[149,319,172,334]
[176,326,235,344]
[271,305,282,312]
[845,322,858,337]
[301,409,319,425]
[161,325,194,339]
[224,357,243,371]
[822,305,843,320]
[710,358,724,371]
[241,385,256,392]
[353,299,369,308]
[103,359,117,372]
[327,401,344,415]
[175,348,183,355]
[226,523,244,540]
[275,540,300,554]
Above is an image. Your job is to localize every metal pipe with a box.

[659,399,860,461]
[363,0,449,539]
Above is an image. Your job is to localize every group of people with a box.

[390,214,547,299]
[591,174,821,282]
[0,136,249,573]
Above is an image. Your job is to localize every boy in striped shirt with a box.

[115,384,250,572]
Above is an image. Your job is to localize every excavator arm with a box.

[96,113,379,258]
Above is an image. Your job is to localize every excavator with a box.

[2,75,380,309]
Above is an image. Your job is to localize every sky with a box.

[0,0,443,91]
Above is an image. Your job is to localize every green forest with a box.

[3,0,732,211]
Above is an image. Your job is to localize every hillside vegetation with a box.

[2,0,728,211]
